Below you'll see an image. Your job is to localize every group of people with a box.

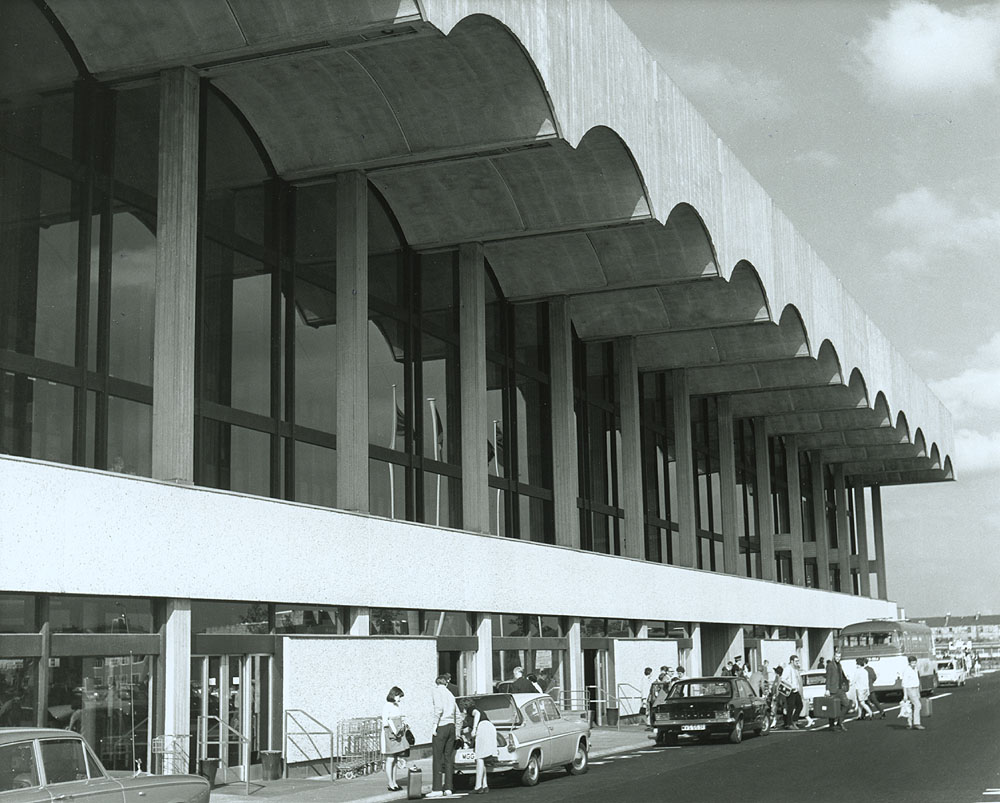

[641,664,686,712]
[383,666,542,795]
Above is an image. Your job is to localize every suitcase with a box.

[406,766,423,800]
[920,697,933,717]
[814,696,841,719]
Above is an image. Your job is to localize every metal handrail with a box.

[557,688,590,713]
[283,709,335,783]
[197,715,251,795]
[615,682,647,723]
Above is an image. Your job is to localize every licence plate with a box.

[457,750,476,762]
[681,724,706,731]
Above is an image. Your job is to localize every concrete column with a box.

[459,244,489,533]
[152,68,199,484]
[616,338,644,560]
[550,298,580,548]
[872,485,888,600]
[349,607,370,636]
[566,618,584,704]
[754,419,775,581]
[799,629,810,668]
[162,600,191,773]
[833,465,851,593]
[786,436,805,586]
[474,615,494,694]
[810,452,831,590]
[853,481,871,597]
[335,171,369,511]
[717,397,740,574]
[672,369,697,568]
[688,622,702,677]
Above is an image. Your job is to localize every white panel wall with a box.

[760,640,798,672]
[282,636,438,760]
[612,639,678,716]
[3,456,898,629]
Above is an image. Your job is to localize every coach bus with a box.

[837,619,937,697]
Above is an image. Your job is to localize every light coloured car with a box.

[0,728,209,803]
[936,658,968,687]
[801,669,828,716]
[453,693,590,787]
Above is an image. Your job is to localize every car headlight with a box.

[713,710,731,720]
[506,733,517,750]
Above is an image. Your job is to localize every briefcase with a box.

[814,696,841,719]
[920,697,933,717]
[406,766,423,800]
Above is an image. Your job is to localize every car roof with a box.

[0,728,78,745]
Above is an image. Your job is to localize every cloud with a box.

[660,57,792,130]
[873,186,1000,273]
[952,429,1000,473]
[856,1,1000,102]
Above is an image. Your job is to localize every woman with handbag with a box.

[471,704,499,794]
[382,686,408,791]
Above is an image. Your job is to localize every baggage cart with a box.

[334,717,381,779]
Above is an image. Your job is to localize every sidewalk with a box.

[211,725,653,803]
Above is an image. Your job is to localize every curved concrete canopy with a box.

[33,0,955,485]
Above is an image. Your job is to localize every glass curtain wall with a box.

[484,274,554,541]
[368,231,462,527]
[639,372,678,564]
[769,435,792,583]
[691,397,724,571]
[1,62,158,475]
[575,339,623,555]
[734,417,761,577]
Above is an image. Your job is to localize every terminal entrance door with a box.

[583,649,609,725]
[190,655,269,780]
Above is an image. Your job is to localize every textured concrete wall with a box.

[612,639,679,715]
[282,636,437,760]
[2,457,897,629]
[422,0,953,465]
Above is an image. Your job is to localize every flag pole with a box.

[389,384,397,519]
[429,397,441,526]
[493,418,501,536]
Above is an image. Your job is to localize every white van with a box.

[936,656,968,687]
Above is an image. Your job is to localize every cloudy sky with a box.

[610,0,1000,617]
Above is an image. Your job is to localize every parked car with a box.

[936,657,968,687]
[649,676,769,745]
[0,728,209,803]
[453,693,589,787]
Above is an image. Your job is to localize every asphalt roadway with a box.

[465,671,1000,803]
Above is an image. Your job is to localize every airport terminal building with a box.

[1,0,954,779]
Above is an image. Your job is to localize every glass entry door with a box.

[190,655,269,780]
[583,649,608,725]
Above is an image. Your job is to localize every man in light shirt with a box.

[781,655,804,730]
[428,674,459,797]
[899,655,925,730]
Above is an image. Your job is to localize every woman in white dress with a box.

[472,705,498,794]
[382,686,407,791]
[851,664,873,720]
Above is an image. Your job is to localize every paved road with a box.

[454,671,1000,802]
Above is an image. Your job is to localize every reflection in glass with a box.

[275,605,348,634]
[294,441,336,508]
[0,658,37,727]
[107,396,151,476]
[49,597,152,634]
[0,594,36,632]
[109,212,156,384]
[192,601,270,635]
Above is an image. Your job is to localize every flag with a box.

[434,407,445,459]
[487,439,495,466]
[494,423,504,471]
[395,406,406,440]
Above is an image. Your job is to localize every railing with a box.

[556,687,590,713]
[615,682,647,724]
[196,715,251,796]
[284,709,335,783]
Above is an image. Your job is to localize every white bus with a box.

[837,620,937,697]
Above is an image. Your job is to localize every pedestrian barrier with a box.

[284,709,335,782]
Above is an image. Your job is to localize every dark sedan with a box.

[649,676,770,745]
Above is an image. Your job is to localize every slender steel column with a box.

[872,485,888,599]
[717,397,740,574]
[810,452,831,590]
[786,435,805,586]
[672,369,697,568]
[834,465,852,593]
[754,418,775,581]
[550,298,580,548]
[854,481,871,596]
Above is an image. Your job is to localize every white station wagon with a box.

[453,693,590,787]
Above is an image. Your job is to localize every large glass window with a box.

[49,597,152,634]
[0,658,37,727]
[769,435,791,534]
[640,372,678,564]
[692,398,724,571]
[734,417,761,577]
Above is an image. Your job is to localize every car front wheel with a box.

[729,717,743,744]
[566,740,588,775]
[521,753,541,786]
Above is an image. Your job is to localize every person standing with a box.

[428,674,458,797]
[782,655,804,730]
[471,704,498,795]
[851,660,874,720]
[509,666,535,694]
[899,655,925,730]
[381,687,407,791]
[824,648,851,731]
[859,658,885,718]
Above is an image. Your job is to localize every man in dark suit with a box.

[510,666,536,693]
[825,648,851,731]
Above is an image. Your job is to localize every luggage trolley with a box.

[334,717,381,779]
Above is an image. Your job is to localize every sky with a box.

[609,0,1000,618]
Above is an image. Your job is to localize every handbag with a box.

[404,727,415,746]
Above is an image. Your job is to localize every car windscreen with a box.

[937,662,954,670]
[668,681,732,699]
[803,673,826,686]
[456,694,519,727]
